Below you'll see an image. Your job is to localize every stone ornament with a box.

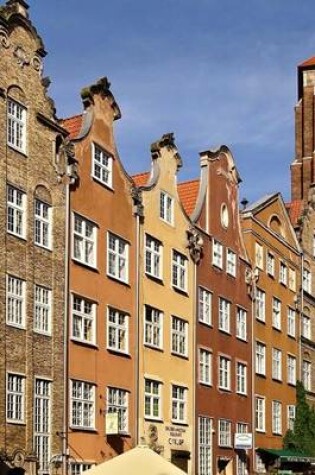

[187,227,203,264]
[0,27,9,48]
[13,45,30,67]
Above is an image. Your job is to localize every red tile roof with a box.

[286,200,303,226]
[299,56,315,68]
[132,172,150,187]
[61,114,83,139]
[178,179,199,216]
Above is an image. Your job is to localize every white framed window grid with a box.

[34,200,51,249]
[287,405,295,431]
[171,385,187,423]
[279,262,287,286]
[255,242,264,270]
[145,234,162,279]
[107,232,129,283]
[107,307,128,354]
[144,305,163,349]
[71,380,95,429]
[34,379,51,474]
[236,307,247,341]
[302,314,311,340]
[272,400,282,435]
[198,417,213,475]
[171,316,188,357]
[144,379,161,420]
[34,285,51,335]
[198,287,212,326]
[212,239,223,269]
[287,308,296,338]
[287,355,296,385]
[255,342,266,376]
[72,296,95,344]
[73,214,97,267]
[6,275,25,328]
[236,362,247,395]
[107,387,128,433]
[92,143,113,187]
[172,250,187,292]
[302,360,311,391]
[199,348,212,385]
[267,252,275,276]
[219,297,230,333]
[160,191,174,224]
[272,297,281,330]
[218,419,232,447]
[7,98,26,153]
[303,269,312,294]
[7,185,26,238]
[255,288,265,322]
[219,356,231,390]
[6,373,25,422]
[255,396,265,432]
[226,249,236,276]
[272,348,282,381]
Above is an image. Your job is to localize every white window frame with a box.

[226,249,236,277]
[218,297,230,333]
[144,379,161,420]
[34,285,51,335]
[7,185,26,238]
[171,385,187,424]
[287,405,295,431]
[6,275,26,328]
[219,356,231,391]
[70,380,95,429]
[255,288,265,322]
[7,98,26,153]
[198,416,213,475]
[266,251,275,277]
[6,373,25,423]
[218,419,232,447]
[91,143,113,188]
[279,262,287,286]
[172,250,187,292]
[198,287,212,326]
[73,214,97,268]
[302,360,311,391]
[236,307,247,341]
[107,307,129,354]
[171,316,188,357]
[287,355,296,386]
[255,396,265,432]
[144,305,163,349]
[72,295,96,345]
[255,242,264,270]
[272,297,281,331]
[34,379,51,474]
[212,239,223,269]
[272,348,282,381]
[34,200,52,250]
[107,232,129,283]
[199,348,212,386]
[160,191,174,224]
[287,307,296,338]
[70,464,93,475]
[236,362,247,395]
[303,268,312,294]
[255,342,266,376]
[107,387,128,433]
[272,400,282,435]
[302,314,311,340]
[145,234,162,280]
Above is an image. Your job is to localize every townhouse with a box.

[241,193,301,473]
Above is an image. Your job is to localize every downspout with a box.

[192,258,197,474]
[299,252,304,382]
[251,270,257,474]
[135,211,140,445]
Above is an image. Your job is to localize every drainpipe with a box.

[251,269,257,474]
[192,259,197,474]
[299,252,304,382]
[135,212,140,445]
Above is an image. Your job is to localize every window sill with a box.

[171,351,188,360]
[72,258,99,272]
[272,326,282,333]
[6,322,26,331]
[33,330,52,337]
[236,336,248,343]
[144,343,164,352]
[145,272,164,285]
[91,175,114,192]
[107,274,130,287]
[71,338,99,349]
[7,231,26,241]
[171,420,189,427]
[256,372,266,379]
[199,381,212,388]
[35,243,52,253]
[144,416,163,423]
[219,329,231,336]
[212,263,223,271]
[70,426,98,433]
[7,420,26,425]
[107,348,131,358]
[8,143,27,157]
[198,320,213,328]
[172,285,189,297]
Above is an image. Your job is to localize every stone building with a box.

[0,1,75,474]
[288,56,315,406]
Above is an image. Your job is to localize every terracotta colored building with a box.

[289,56,315,406]
[133,134,196,473]
[241,193,301,473]
[63,79,137,470]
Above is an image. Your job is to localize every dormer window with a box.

[92,143,113,188]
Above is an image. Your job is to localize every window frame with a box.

[199,348,212,386]
[272,297,281,331]
[107,307,129,354]
[287,307,296,338]
[172,250,188,292]
[272,348,282,381]
[144,305,163,350]
[218,355,231,391]
[72,213,97,268]
[198,287,212,326]
[255,396,265,432]
[144,379,162,420]
[107,386,129,433]
[7,185,26,239]
[6,373,25,423]
[160,191,174,225]
[171,315,188,357]
[171,385,187,424]
[34,378,51,474]
[226,249,237,277]
[91,143,113,188]
[255,341,266,376]
[107,232,129,283]
[6,274,26,329]
[34,199,52,250]
[218,419,232,447]
[70,380,95,430]
[218,297,231,334]
[71,295,96,345]
[212,239,223,269]
[34,284,52,335]
[272,400,282,435]
[287,354,296,386]
[7,97,26,154]
[145,234,163,280]
[236,361,247,395]
[236,307,247,341]
[255,288,266,322]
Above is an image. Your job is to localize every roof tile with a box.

[61,114,83,139]
[286,200,303,226]
[299,56,315,68]
[178,179,199,216]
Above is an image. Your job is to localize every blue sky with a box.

[27,0,315,203]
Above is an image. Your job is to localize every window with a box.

[160,191,173,224]
[279,262,287,286]
[198,287,212,326]
[107,308,128,353]
[255,342,266,376]
[144,305,163,349]
[272,401,282,435]
[72,296,95,345]
[172,385,187,423]
[34,200,51,249]
[107,387,128,433]
[73,214,97,267]
[212,239,223,269]
[145,234,162,279]
[144,379,161,420]
[236,307,247,341]
[7,98,26,152]
[171,316,188,357]
[302,360,311,391]
[70,464,92,475]
[236,362,247,395]
[218,419,232,447]
[7,185,26,238]
[272,298,281,331]
[70,380,95,429]
[6,373,25,422]
[272,348,282,381]
[172,250,187,292]
[256,454,266,473]
[199,348,212,385]
[287,405,295,431]
[266,252,275,277]
[287,355,296,385]
[34,379,51,474]
[255,288,265,322]
[287,308,296,338]
[255,397,265,432]
[236,424,249,475]
[107,232,129,283]
[303,269,312,294]
[92,144,112,187]
[302,314,311,339]
[255,242,264,270]
[289,268,296,292]
[34,285,51,335]
[6,275,25,328]
[219,356,231,390]
[219,298,230,333]
[226,249,236,276]
[199,417,213,475]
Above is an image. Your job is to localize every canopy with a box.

[82,445,187,475]
[257,448,315,464]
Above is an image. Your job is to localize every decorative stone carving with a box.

[131,185,144,217]
[12,449,25,468]
[0,27,9,49]
[13,45,30,67]
[31,54,42,73]
[245,267,259,299]
[55,137,78,184]
[150,133,182,170]
[147,424,163,454]
[187,227,203,264]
